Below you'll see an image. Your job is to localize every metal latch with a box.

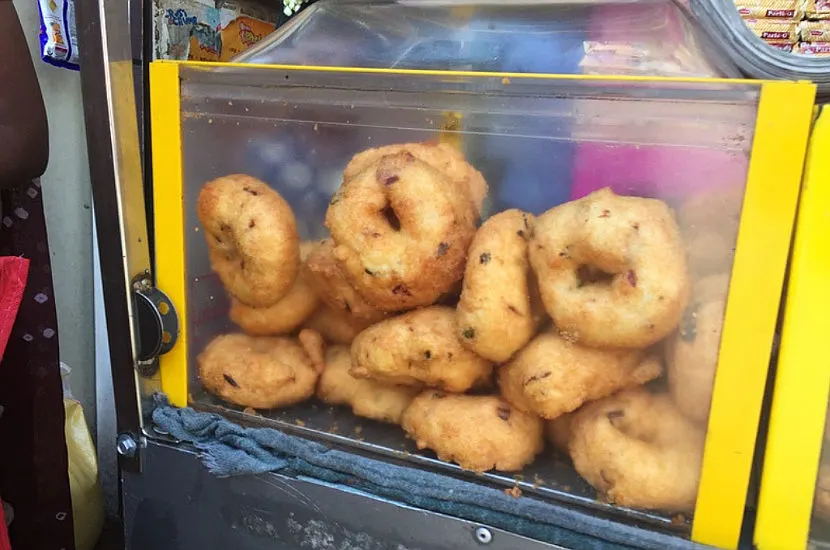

[132,276,179,377]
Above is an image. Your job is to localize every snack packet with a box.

[806,0,830,18]
[38,0,79,70]
[735,0,806,19]
[797,41,830,55]
[799,20,830,42]
[744,18,799,43]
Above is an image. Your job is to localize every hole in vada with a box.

[381,205,401,231]
[576,265,615,287]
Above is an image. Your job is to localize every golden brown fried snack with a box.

[302,304,378,346]
[401,391,545,472]
[229,243,319,335]
[197,174,300,307]
[666,297,726,424]
[343,141,488,215]
[305,239,386,321]
[326,152,477,311]
[350,306,493,392]
[815,464,830,521]
[298,328,326,374]
[198,333,318,409]
[529,188,690,348]
[317,346,419,424]
[568,388,705,512]
[498,331,662,419]
[457,209,545,363]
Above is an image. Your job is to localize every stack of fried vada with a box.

[193,142,738,516]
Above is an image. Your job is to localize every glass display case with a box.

[754,106,830,550]
[142,2,815,549]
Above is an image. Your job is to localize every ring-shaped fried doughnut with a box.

[344,141,488,215]
[401,391,544,473]
[198,333,318,409]
[666,294,726,424]
[317,345,419,424]
[498,331,662,419]
[815,464,830,521]
[350,306,493,392]
[197,174,300,307]
[305,239,386,321]
[529,188,690,348]
[457,209,545,363]
[568,388,705,512]
[326,152,477,311]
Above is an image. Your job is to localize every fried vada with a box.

[326,152,477,311]
[457,209,545,363]
[401,391,544,472]
[529,188,690,348]
[568,388,705,512]
[350,306,493,392]
[197,174,300,307]
[498,331,662,419]
[198,333,318,410]
[317,345,419,424]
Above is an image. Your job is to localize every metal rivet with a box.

[116,433,138,458]
[475,527,492,545]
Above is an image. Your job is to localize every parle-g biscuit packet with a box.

[735,0,806,19]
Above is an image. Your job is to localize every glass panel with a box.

[235,0,740,78]
[175,64,759,536]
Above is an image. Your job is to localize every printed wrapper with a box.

[744,18,800,43]
[798,41,830,54]
[799,20,830,42]
[38,0,79,70]
[765,40,796,51]
[806,0,830,17]
[735,0,806,19]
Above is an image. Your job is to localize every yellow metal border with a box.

[159,58,793,86]
[692,81,816,548]
[150,62,189,408]
[754,106,830,550]
[149,61,819,544]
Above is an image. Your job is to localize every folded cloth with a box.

[0,257,28,362]
[152,395,702,550]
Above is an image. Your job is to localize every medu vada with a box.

[568,388,705,512]
[305,239,386,321]
[498,331,662,420]
[198,333,318,410]
[229,243,319,336]
[401,391,545,473]
[350,306,493,392]
[677,188,743,276]
[343,141,488,215]
[666,293,727,424]
[197,174,300,307]
[528,188,690,349]
[302,304,379,346]
[326,151,477,311]
[317,345,419,424]
[457,209,546,363]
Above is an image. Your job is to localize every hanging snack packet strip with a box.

[38,0,79,70]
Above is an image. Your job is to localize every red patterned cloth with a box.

[0,497,10,550]
[0,257,28,361]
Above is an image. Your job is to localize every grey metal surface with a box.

[77,0,151,446]
[123,440,569,550]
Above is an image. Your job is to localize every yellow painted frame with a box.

[754,106,830,550]
[149,60,816,547]
[150,62,188,408]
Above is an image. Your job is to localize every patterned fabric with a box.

[0,180,75,550]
